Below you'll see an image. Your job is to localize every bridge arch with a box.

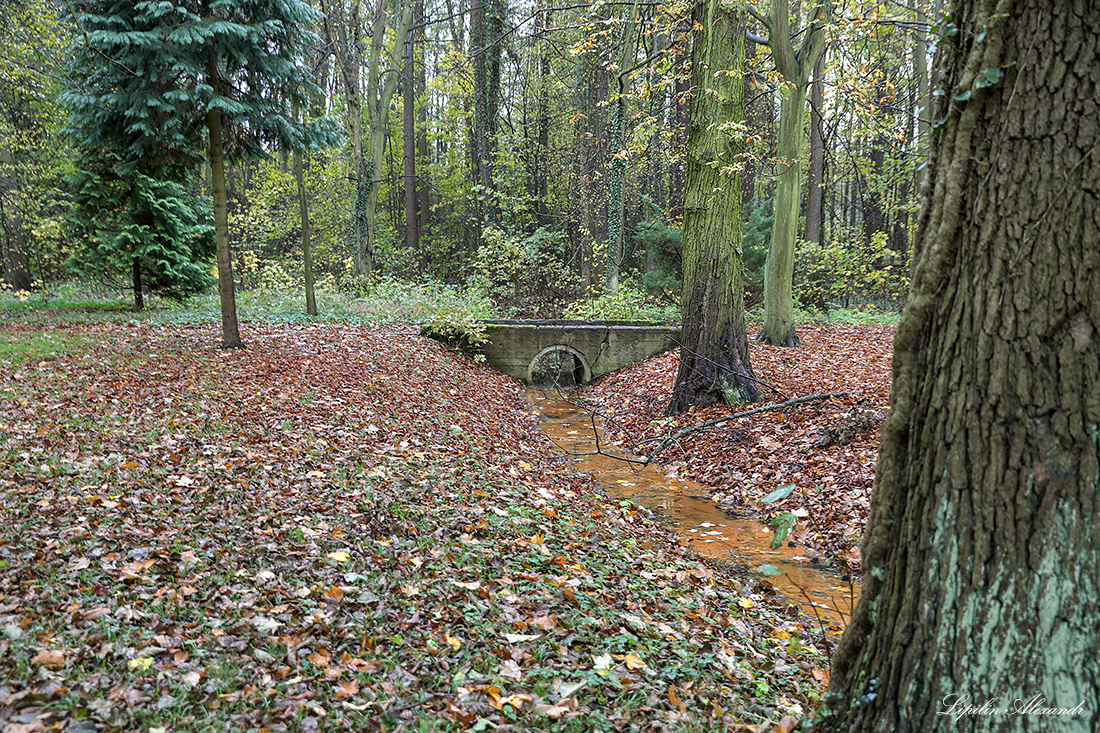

[527,344,592,386]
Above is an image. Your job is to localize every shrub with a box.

[472,226,581,314]
[563,282,679,323]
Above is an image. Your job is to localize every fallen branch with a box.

[641,392,848,465]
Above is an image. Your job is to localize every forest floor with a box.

[1,319,836,733]
[586,325,896,573]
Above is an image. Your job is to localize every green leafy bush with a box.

[342,275,498,326]
[472,226,580,314]
[797,230,909,310]
[419,312,488,357]
[563,282,679,323]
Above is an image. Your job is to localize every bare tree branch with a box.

[640,392,848,464]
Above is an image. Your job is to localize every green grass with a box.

[0,276,501,329]
[0,331,93,365]
[746,302,902,328]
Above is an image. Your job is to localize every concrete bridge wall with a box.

[479,320,681,384]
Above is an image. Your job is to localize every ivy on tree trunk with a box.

[667,0,760,415]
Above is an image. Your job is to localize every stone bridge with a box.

[478,320,681,385]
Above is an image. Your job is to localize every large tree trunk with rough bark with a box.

[818,2,1100,730]
[667,0,759,415]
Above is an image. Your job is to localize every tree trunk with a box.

[667,0,759,415]
[754,0,829,347]
[1,211,32,292]
[323,0,370,276]
[804,47,826,247]
[534,7,551,228]
[363,0,415,273]
[131,257,144,312]
[295,150,317,316]
[820,2,1100,730]
[415,0,429,251]
[604,0,639,294]
[757,84,806,347]
[472,0,503,224]
[206,100,242,349]
[403,30,418,255]
[667,61,690,222]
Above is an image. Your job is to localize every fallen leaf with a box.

[774,715,799,733]
[498,659,523,680]
[31,649,66,669]
[126,657,154,673]
[335,679,359,698]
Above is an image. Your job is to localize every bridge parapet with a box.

[476,319,681,384]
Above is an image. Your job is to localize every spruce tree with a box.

[63,0,337,347]
[66,149,214,311]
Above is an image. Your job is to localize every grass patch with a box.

[0,331,93,365]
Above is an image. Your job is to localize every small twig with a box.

[783,574,836,660]
[531,387,650,466]
[641,392,847,464]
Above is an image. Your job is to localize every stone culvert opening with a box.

[528,345,591,387]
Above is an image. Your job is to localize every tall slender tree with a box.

[604,0,640,293]
[748,0,830,347]
[64,0,337,348]
[667,0,760,414]
[326,0,414,276]
[819,1,1100,729]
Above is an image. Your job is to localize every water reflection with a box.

[528,389,859,633]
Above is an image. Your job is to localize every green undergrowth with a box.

[0,330,93,366]
[746,303,901,328]
[0,321,827,732]
[0,277,499,331]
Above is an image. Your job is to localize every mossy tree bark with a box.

[749,0,829,347]
[604,0,640,294]
[667,0,760,415]
[819,2,1100,730]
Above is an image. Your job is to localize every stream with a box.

[528,389,859,634]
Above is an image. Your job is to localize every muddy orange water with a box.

[528,390,859,633]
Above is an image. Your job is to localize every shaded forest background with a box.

[1,0,935,319]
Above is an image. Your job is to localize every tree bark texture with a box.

[667,0,760,415]
[295,150,317,316]
[472,0,503,223]
[322,0,369,276]
[754,0,828,347]
[667,63,690,222]
[821,2,1100,730]
[131,257,144,312]
[604,0,639,294]
[206,101,242,349]
[804,48,826,247]
[2,212,32,292]
[758,84,806,347]
[403,31,418,254]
